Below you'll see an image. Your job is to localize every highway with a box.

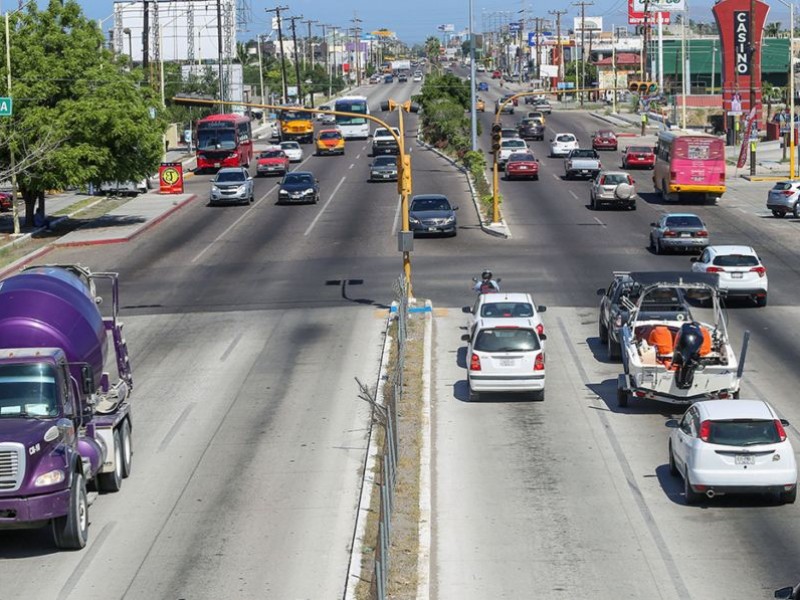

[0,67,799,599]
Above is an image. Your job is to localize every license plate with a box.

[735,454,755,465]
[519,165,528,170]
[499,359,516,366]
[214,162,221,168]
[681,232,691,237]
[692,176,704,181]
[731,272,743,279]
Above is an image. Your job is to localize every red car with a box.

[492,70,502,79]
[504,153,539,181]
[0,192,11,212]
[622,145,656,169]
[592,130,618,151]
[256,148,290,177]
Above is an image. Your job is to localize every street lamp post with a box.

[779,0,796,178]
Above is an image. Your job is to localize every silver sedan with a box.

[649,213,709,254]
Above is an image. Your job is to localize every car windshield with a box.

[320,131,341,140]
[598,131,615,138]
[374,157,397,167]
[501,129,517,136]
[215,171,246,183]
[665,216,704,228]
[284,174,314,185]
[705,420,781,446]
[602,174,629,185]
[0,363,58,418]
[281,143,300,150]
[411,197,450,211]
[556,135,575,143]
[628,146,652,153]
[503,140,526,148]
[773,182,796,190]
[712,254,759,267]
[474,328,540,352]
[480,303,534,318]
[260,151,284,159]
[197,129,236,151]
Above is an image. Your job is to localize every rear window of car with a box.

[665,216,704,228]
[508,153,534,162]
[260,151,284,158]
[628,146,652,153]
[281,142,300,150]
[773,182,794,190]
[572,150,598,158]
[598,131,615,138]
[480,303,534,318]
[556,135,575,143]
[712,254,759,267]
[705,420,781,446]
[601,174,630,185]
[320,131,341,140]
[503,140,526,148]
[474,328,541,352]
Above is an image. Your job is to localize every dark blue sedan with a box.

[477,82,489,91]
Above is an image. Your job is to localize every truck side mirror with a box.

[56,418,76,444]
[80,364,95,395]
[462,306,472,314]
[460,334,471,342]
[537,305,547,312]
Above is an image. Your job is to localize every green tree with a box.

[0,0,165,226]
[424,36,441,61]
[764,22,781,37]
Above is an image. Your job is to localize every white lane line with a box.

[304,175,347,237]
[392,194,402,233]
[737,207,749,214]
[593,216,607,228]
[569,190,578,199]
[191,182,279,264]
[349,163,354,169]
[356,153,361,160]
[552,173,559,180]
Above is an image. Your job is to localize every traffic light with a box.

[628,82,658,96]
[491,124,502,153]
[398,154,412,195]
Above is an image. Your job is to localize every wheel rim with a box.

[123,426,132,468]
[78,489,87,532]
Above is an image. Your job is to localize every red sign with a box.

[713,0,769,124]
[627,0,670,25]
[159,162,184,194]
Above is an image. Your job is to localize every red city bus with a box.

[195,113,253,172]
[653,132,726,202]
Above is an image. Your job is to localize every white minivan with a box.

[462,317,546,402]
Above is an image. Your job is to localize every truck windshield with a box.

[0,364,58,418]
[197,129,236,151]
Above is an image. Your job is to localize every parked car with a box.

[590,171,636,210]
[315,128,345,155]
[592,129,618,151]
[649,213,709,254]
[477,81,489,91]
[497,138,529,166]
[256,148,289,177]
[517,118,544,141]
[278,171,319,204]
[622,145,656,169]
[462,316,546,401]
[369,155,398,182]
[564,148,602,180]
[98,180,150,196]
[550,132,578,157]
[504,153,540,180]
[669,399,797,504]
[766,180,800,218]
[209,167,254,206]
[690,245,768,306]
[279,141,303,162]
[0,191,11,211]
[408,194,458,237]
[463,292,547,340]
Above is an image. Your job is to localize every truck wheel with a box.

[617,385,628,408]
[598,319,608,343]
[52,473,88,550]
[97,429,123,493]
[607,336,620,361]
[120,419,132,478]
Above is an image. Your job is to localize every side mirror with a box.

[597,288,605,296]
[665,419,679,428]
[781,418,790,427]
[650,222,657,227]
[774,587,794,600]
[460,334,471,342]
[80,364,95,395]
[453,206,460,211]
[462,306,472,314]
[537,305,547,312]
[539,334,547,341]
[56,418,76,444]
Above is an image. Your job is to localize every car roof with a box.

[695,399,775,420]
[474,316,538,331]
[217,167,246,173]
[478,292,534,304]
[319,128,341,134]
[663,212,701,218]
[599,170,630,177]
[411,194,448,200]
[705,244,757,256]
[286,171,314,177]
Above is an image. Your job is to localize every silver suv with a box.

[210,167,254,206]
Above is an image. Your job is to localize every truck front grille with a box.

[0,444,24,492]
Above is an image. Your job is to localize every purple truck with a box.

[0,264,133,549]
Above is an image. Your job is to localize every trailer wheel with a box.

[97,429,123,493]
[617,384,629,408]
[120,419,132,479]
[52,472,88,550]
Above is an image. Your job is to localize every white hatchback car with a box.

[550,133,579,157]
[462,317,546,401]
[279,141,304,162]
[669,399,797,504]
[463,292,547,340]
[690,245,768,307]
[497,139,528,166]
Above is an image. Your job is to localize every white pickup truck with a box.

[564,148,602,180]
[371,127,400,156]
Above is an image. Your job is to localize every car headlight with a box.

[34,469,65,487]
[443,216,455,224]
[279,189,289,195]
[237,184,248,193]
[409,216,420,224]
[211,186,220,193]
[302,188,314,195]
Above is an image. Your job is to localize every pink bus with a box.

[653,132,726,202]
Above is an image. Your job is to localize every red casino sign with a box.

[713,0,769,125]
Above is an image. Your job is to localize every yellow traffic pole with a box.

[492,156,500,223]
[397,106,413,298]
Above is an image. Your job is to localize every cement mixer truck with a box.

[0,264,133,549]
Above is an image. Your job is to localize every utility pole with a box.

[303,19,316,70]
[533,17,544,80]
[319,23,330,97]
[266,6,289,104]
[613,26,618,112]
[749,0,757,175]
[352,16,362,87]
[216,0,224,109]
[572,1,593,107]
[142,0,149,77]
[288,15,303,104]
[331,25,340,94]
[642,0,650,81]
[549,9,567,97]
[469,0,477,150]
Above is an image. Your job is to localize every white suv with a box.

[669,399,797,504]
[550,132,579,157]
[690,245,768,307]
[462,317,546,401]
[463,292,547,342]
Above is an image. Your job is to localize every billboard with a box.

[574,16,603,31]
[628,0,671,24]
[633,0,685,10]
[438,24,455,32]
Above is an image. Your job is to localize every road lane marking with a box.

[57,522,116,600]
[158,403,196,453]
[349,163,355,169]
[569,190,578,199]
[304,175,347,236]
[552,173,559,180]
[356,153,361,159]
[593,216,607,228]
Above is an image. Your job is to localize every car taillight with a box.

[706,266,724,273]
[695,230,708,237]
[775,419,788,442]
[598,162,602,168]
[782,190,795,196]
[470,353,481,371]
[536,323,544,336]
[699,420,711,442]
[663,230,677,237]
[750,266,767,277]
[534,353,545,371]
[670,171,677,179]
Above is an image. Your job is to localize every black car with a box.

[408,194,458,237]
[517,119,544,141]
[278,171,319,204]
[597,272,690,360]
[369,156,398,182]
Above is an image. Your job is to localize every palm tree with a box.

[765,22,782,37]
[424,36,441,60]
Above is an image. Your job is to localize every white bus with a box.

[334,96,370,139]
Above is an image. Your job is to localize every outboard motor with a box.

[672,322,705,389]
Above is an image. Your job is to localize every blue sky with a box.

[81,0,792,45]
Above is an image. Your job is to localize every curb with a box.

[741,175,787,182]
[53,194,198,247]
[589,112,633,128]
[416,299,433,600]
